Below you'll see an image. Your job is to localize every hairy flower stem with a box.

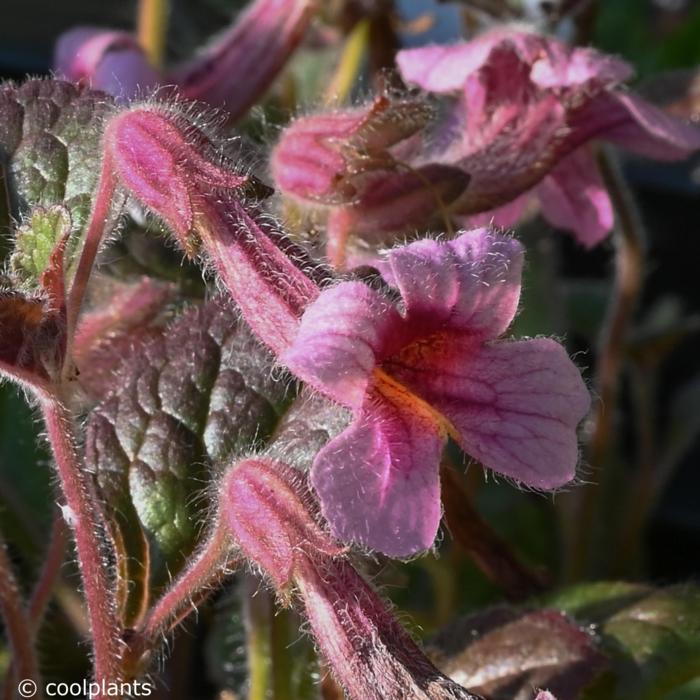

[567,148,645,580]
[27,512,69,630]
[63,160,123,381]
[196,198,324,354]
[0,535,43,700]
[38,390,122,691]
[137,518,232,644]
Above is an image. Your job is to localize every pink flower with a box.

[54,28,160,100]
[94,107,589,559]
[54,0,316,119]
[270,96,469,267]
[396,28,700,247]
[222,457,479,699]
[283,228,590,556]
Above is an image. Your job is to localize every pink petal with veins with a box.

[282,282,403,409]
[310,391,444,557]
[386,337,590,489]
[376,229,523,339]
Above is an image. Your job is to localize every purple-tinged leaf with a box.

[429,608,607,700]
[85,298,289,613]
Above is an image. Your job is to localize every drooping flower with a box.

[222,457,479,700]
[54,27,160,100]
[271,95,469,267]
[396,27,700,247]
[54,0,316,120]
[283,228,590,556]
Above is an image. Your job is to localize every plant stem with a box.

[0,535,43,700]
[614,362,657,574]
[137,0,169,69]
[38,390,122,690]
[244,578,273,700]
[137,518,232,643]
[64,162,122,381]
[441,463,548,600]
[2,513,68,700]
[567,148,645,580]
[324,18,369,105]
[270,608,294,700]
[28,512,69,631]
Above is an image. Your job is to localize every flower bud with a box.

[296,556,480,700]
[221,457,478,700]
[222,458,342,590]
[271,96,434,205]
[104,107,248,247]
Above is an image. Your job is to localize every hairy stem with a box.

[28,512,69,631]
[567,148,645,580]
[64,160,122,381]
[137,517,232,644]
[38,390,122,689]
[0,535,43,700]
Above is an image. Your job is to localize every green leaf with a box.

[546,583,700,700]
[10,204,71,286]
[0,79,114,232]
[600,586,700,700]
[0,79,116,285]
[85,297,290,618]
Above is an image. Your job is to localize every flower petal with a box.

[282,282,403,409]
[385,337,590,489]
[531,46,632,89]
[536,147,614,248]
[397,30,542,94]
[603,92,700,160]
[168,0,316,119]
[53,27,159,99]
[376,229,523,340]
[461,193,530,230]
[310,391,444,557]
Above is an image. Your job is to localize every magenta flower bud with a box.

[296,558,479,700]
[169,0,317,120]
[221,457,477,700]
[104,107,248,247]
[221,458,342,590]
[271,96,434,205]
[96,106,321,354]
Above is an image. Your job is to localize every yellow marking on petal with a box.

[373,368,460,442]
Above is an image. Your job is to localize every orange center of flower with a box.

[372,367,460,441]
